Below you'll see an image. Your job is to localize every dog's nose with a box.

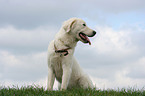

[93,31,96,35]
[88,31,97,37]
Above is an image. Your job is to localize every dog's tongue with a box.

[87,38,91,45]
[80,34,91,45]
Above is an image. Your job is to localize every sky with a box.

[0,0,145,90]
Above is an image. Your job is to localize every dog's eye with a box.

[82,24,86,26]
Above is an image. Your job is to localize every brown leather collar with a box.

[54,44,71,56]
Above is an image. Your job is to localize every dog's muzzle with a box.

[79,31,96,45]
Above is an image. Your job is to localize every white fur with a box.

[47,18,95,90]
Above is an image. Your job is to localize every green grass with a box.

[0,86,145,96]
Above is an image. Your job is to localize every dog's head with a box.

[63,18,96,45]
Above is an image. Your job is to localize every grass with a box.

[0,86,145,96]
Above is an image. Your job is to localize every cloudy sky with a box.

[0,0,145,90]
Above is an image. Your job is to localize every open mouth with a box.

[79,32,91,45]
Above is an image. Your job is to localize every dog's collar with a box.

[54,42,71,56]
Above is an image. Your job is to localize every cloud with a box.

[88,0,145,13]
[93,24,145,63]
[91,69,145,90]
[0,50,48,81]
[0,0,145,29]
[0,26,57,54]
[0,0,81,29]
[93,26,136,54]
[126,57,145,79]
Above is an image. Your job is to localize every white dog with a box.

[47,18,96,90]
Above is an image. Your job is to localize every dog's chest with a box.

[51,56,63,81]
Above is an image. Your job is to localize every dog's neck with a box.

[54,39,71,49]
[54,33,78,50]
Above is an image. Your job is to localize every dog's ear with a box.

[63,19,76,32]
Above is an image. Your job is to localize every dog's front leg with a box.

[61,59,72,90]
[47,67,55,91]
[61,66,72,90]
